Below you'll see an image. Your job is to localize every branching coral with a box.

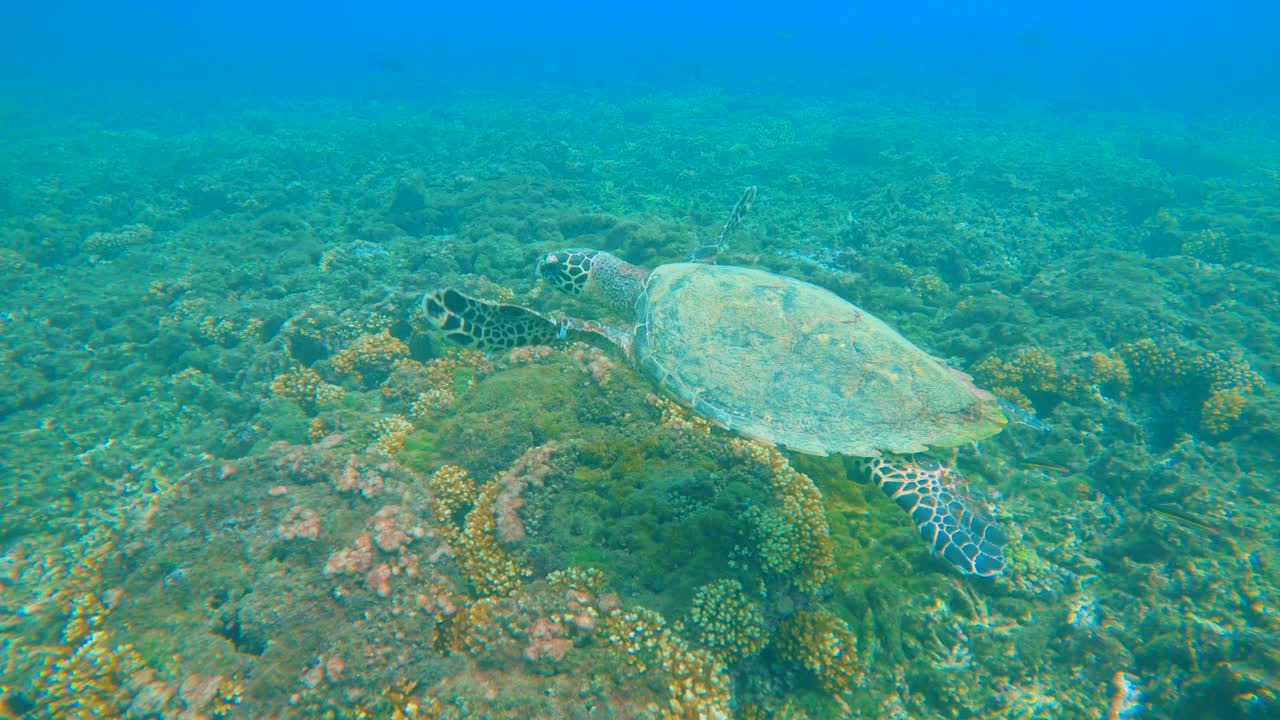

[1115,337,1266,435]
[371,414,415,455]
[409,351,495,419]
[601,607,732,720]
[271,366,345,410]
[426,465,531,597]
[15,530,157,719]
[686,579,768,665]
[974,347,1085,408]
[732,439,835,595]
[332,329,411,384]
[774,608,863,695]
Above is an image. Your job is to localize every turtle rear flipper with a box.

[423,289,561,349]
[859,456,1007,577]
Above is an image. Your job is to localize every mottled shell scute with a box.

[633,263,1007,456]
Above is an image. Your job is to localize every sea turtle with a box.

[422,189,1011,576]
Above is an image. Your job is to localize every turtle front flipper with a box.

[423,289,561,349]
[857,456,1007,577]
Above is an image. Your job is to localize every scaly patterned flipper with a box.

[423,289,561,349]
[856,455,1007,577]
[687,185,757,263]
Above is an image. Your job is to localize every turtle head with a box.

[538,248,649,314]
[537,248,602,296]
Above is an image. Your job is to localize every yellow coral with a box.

[372,414,415,455]
[601,607,732,720]
[1115,338,1265,435]
[210,678,244,718]
[429,465,478,524]
[1085,351,1131,396]
[653,395,712,435]
[1114,338,1190,387]
[332,329,411,383]
[308,417,329,443]
[732,439,834,595]
[409,351,495,419]
[426,465,530,597]
[271,366,345,410]
[775,609,862,694]
[1201,388,1246,435]
[687,579,768,664]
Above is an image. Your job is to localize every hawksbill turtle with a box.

[422,188,1011,576]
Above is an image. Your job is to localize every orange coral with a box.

[332,330,411,383]
[426,465,530,597]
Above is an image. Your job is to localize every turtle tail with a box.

[423,289,561,350]
[857,456,1007,577]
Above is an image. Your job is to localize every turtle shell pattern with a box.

[632,263,1006,457]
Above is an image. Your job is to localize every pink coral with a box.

[366,563,393,597]
[324,532,374,576]
[508,345,554,363]
[523,618,572,662]
[277,506,322,540]
[369,505,413,552]
[494,442,560,543]
[570,342,615,386]
[333,454,386,497]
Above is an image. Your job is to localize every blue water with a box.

[4,2,1279,119]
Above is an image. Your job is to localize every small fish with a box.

[1151,505,1222,536]
[1022,461,1072,475]
[998,400,1052,432]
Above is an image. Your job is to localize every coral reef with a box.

[774,609,863,695]
[8,86,1280,720]
[270,366,345,410]
[332,329,411,385]
[427,465,531,597]
[686,579,768,665]
[732,439,835,595]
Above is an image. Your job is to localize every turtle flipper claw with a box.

[861,456,1007,577]
[423,289,560,350]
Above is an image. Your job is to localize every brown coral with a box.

[426,465,531,597]
[732,439,835,595]
[271,366,345,410]
[332,329,411,384]
[1115,337,1265,436]
[774,608,863,694]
